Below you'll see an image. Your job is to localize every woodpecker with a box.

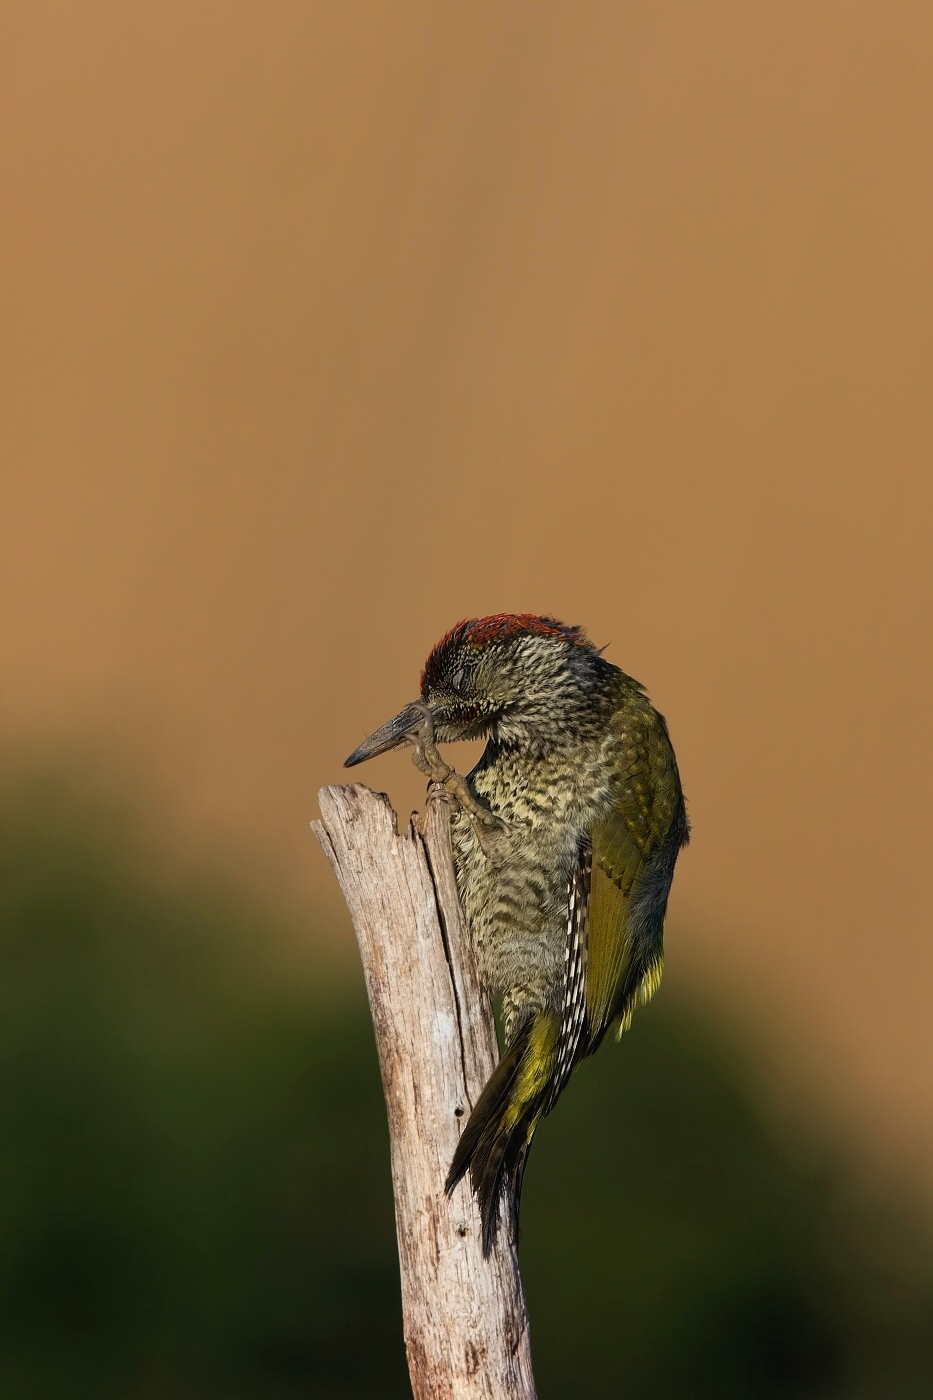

[345,614,689,1252]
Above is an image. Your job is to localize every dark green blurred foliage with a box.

[1,772,932,1398]
[0,774,407,1400]
[522,1022,933,1399]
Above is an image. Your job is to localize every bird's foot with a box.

[408,708,508,866]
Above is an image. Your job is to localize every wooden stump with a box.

[313,784,537,1400]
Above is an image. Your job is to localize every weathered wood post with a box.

[312,783,537,1400]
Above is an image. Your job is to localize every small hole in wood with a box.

[457,1225,468,1237]
[454,1106,464,1117]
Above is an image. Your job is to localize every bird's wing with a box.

[549,846,592,1108]
[583,706,683,1047]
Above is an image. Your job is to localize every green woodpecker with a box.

[346,614,689,1252]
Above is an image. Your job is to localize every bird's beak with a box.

[344,701,431,768]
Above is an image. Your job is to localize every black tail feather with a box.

[445,1017,550,1255]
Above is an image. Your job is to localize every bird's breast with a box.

[448,746,610,999]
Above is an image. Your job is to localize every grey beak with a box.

[344,701,430,768]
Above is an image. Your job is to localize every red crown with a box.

[421,614,587,691]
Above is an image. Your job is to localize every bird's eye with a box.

[451,667,466,691]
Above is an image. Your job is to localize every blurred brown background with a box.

[1,0,931,1230]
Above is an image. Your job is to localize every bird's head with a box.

[344,613,601,768]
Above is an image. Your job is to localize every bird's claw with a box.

[408,709,508,863]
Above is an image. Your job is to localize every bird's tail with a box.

[445,1011,560,1255]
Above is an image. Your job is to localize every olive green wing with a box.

[584,706,686,1048]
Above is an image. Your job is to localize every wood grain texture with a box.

[312,784,537,1400]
